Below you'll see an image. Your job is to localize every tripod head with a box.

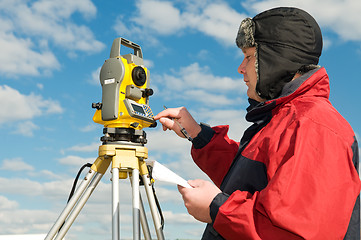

[101,127,147,145]
[92,37,157,131]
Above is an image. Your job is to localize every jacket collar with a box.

[246,66,329,123]
[239,67,329,159]
[273,66,329,106]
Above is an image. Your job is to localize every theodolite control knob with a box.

[143,88,154,97]
[149,122,157,128]
[92,102,102,110]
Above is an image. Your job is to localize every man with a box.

[154,7,360,239]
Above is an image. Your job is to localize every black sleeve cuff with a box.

[192,123,215,149]
[209,192,229,223]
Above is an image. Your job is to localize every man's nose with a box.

[238,61,245,74]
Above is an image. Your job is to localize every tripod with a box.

[45,128,165,240]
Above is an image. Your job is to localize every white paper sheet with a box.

[146,160,192,188]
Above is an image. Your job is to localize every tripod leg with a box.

[142,173,165,240]
[139,193,152,240]
[112,167,120,240]
[130,175,151,240]
[55,172,104,240]
[45,168,97,240]
[132,168,141,240]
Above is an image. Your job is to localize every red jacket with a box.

[191,68,360,240]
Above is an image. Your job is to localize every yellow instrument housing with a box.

[92,38,155,130]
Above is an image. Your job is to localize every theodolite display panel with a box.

[124,98,154,122]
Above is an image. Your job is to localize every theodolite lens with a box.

[132,66,147,86]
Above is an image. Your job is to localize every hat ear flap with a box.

[254,44,262,98]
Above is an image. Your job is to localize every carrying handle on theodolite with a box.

[110,37,143,59]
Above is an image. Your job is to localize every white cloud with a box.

[184,2,245,45]
[4,0,102,51]
[28,169,66,180]
[185,89,235,106]
[174,63,243,91]
[243,0,361,43]
[36,83,44,90]
[0,85,63,125]
[143,58,154,69]
[12,121,40,137]
[0,158,35,171]
[58,155,94,166]
[89,66,101,85]
[0,170,202,237]
[196,49,211,60]
[0,32,60,77]
[147,128,191,155]
[0,196,19,210]
[0,207,58,234]
[153,62,245,107]
[197,107,251,140]
[79,123,99,133]
[115,0,361,50]
[0,177,44,196]
[115,0,245,46]
[162,210,196,224]
[0,0,104,77]
[0,176,77,201]
[66,142,100,152]
[31,0,97,20]
[0,157,204,238]
[134,0,185,35]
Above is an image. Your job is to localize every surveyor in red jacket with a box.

[154,7,360,240]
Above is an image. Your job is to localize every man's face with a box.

[238,47,265,102]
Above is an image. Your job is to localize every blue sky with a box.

[0,0,360,239]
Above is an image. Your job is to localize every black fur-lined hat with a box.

[236,7,323,100]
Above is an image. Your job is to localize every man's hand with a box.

[154,107,201,139]
[178,179,221,223]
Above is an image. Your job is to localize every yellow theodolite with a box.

[92,38,156,130]
[45,38,164,240]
